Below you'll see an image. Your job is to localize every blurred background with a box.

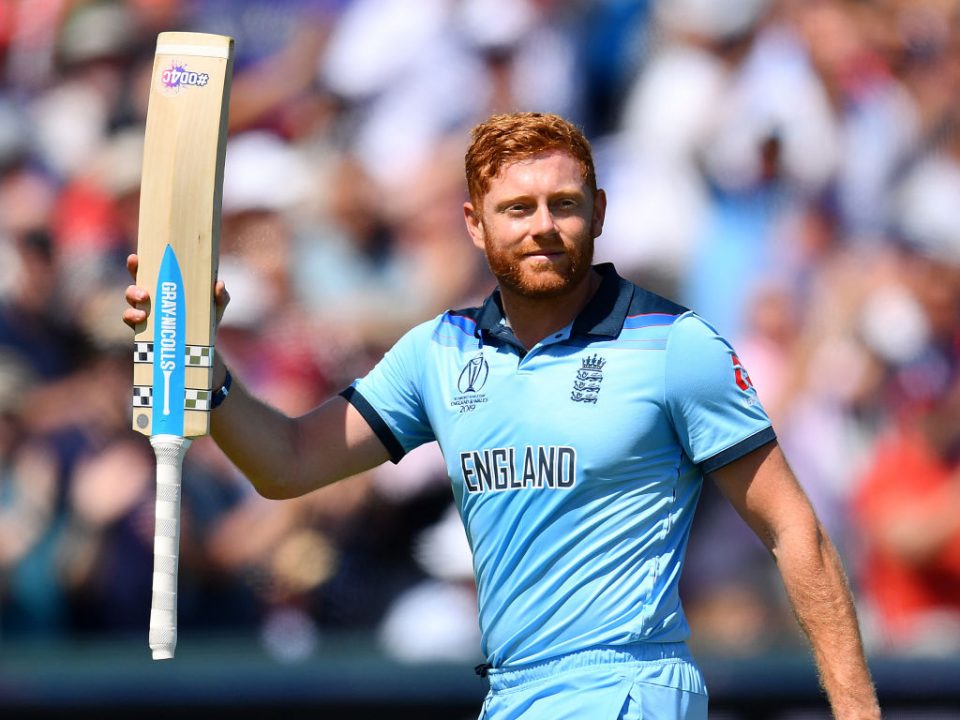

[1,0,960,717]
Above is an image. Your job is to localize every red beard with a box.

[483,233,595,299]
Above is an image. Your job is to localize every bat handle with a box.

[149,434,191,660]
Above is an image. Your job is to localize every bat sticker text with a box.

[161,63,210,89]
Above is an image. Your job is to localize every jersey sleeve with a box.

[663,313,776,474]
[340,321,437,463]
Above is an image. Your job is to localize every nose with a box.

[530,203,557,237]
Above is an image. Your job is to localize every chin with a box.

[484,236,595,299]
[511,272,578,298]
[499,261,592,299]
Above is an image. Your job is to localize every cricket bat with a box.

[132,32,233,660]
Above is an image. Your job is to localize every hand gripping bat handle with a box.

[149,434,190,660]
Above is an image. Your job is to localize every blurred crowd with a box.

[2,0,960,664]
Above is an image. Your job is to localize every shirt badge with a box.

[452,353,489,413]
[571,354,606,404]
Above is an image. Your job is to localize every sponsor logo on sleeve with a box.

[731,353,754,391]
[731,353,761,406]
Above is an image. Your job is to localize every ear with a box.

[463,201,486,250]
[591,188,607,239]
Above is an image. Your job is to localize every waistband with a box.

[484,642,695,693]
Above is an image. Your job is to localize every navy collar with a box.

[474,263,635,340]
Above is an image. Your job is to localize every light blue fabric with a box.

[350,266,773,668]
[479,643,707,720]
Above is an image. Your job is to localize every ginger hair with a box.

[465,112,597,207]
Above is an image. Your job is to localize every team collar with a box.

[474,263,635,339]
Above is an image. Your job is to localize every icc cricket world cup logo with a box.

[458,354,490,394]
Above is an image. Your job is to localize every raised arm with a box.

[710,441,881,720]
[208,368,390,498]
[123,254,390,499]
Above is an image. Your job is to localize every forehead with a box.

[487,150,586,197]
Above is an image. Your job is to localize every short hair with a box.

[465,112,597,207]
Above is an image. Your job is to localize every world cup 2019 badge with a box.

[452,354,489,413]
[571,354,606,403]
[458,355,488,393]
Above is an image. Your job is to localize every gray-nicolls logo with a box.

[571,354,606,403]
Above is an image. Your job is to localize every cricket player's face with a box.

[465,150,606,299]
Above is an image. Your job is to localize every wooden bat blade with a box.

[132,32,233,440]
[131,32,233,661]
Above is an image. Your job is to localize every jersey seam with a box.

[660,311,692,428]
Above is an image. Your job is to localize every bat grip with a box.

[149,434,191,660]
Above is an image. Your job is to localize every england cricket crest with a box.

[571,354,606,403]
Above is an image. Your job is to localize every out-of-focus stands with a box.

[2,635,959,719]
[2,0,960,689]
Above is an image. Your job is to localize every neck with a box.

[499,269,601,349]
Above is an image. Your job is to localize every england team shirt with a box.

[342,263,775,668]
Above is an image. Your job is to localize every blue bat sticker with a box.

[152,244,185,436]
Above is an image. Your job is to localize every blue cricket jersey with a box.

[342,263,775,668]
